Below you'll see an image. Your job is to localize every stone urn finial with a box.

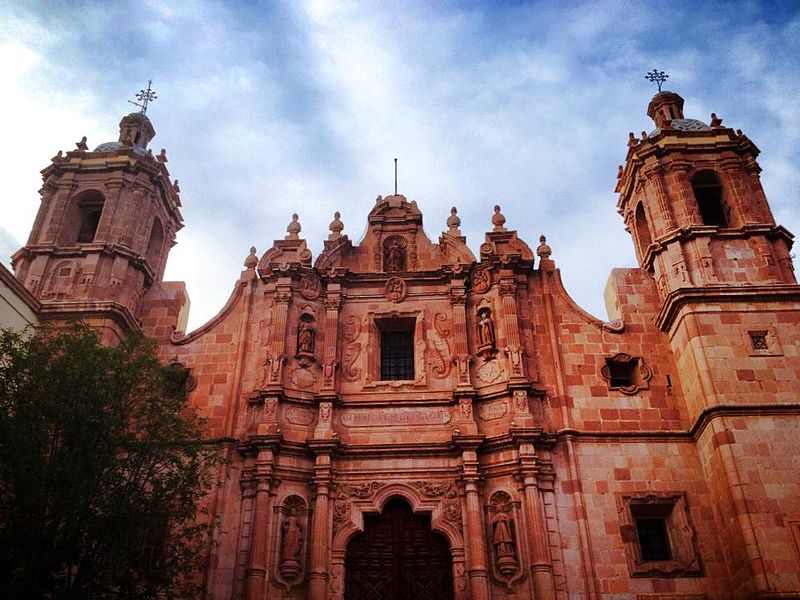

[447,206,461,235]
[536,234,552,259]
[491,205,506,232]
[286,213,301,240]
[328,211,344,240]
[244,246,258,269]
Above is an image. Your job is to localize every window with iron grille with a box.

[380,322,415,381]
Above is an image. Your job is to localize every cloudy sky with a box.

[2,0,798,330]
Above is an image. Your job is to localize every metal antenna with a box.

[394,158,398,195]
[644,69,669,92]
[128,80,157,114]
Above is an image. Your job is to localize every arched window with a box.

[145,219,164,267]
[74,191,105,243]
[634,202,653,255]
[692,170,728,227]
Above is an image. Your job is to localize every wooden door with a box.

[344,498,453,600]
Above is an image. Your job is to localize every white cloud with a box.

[1,0,798,330]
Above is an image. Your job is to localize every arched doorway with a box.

[345,497,454,600]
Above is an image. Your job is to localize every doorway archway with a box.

[344,497,454,600]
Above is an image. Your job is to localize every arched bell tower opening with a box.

[691,169,728,227]
[344,497,454,600]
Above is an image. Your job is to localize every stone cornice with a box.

[655,284,800,331]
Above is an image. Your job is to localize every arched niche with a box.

[691,170,729,227]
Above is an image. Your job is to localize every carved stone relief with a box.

[384,275,407,303]
[476,306,497,358]
[472,267,491,293]
[426,312,452,379]
[333,481,386,532]
[383,235,408,272]
[298,273,321,300]
[476,357,505,385]
[341,314,363,382]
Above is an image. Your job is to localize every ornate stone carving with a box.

[488,491,522,588]
[426,312,452,379]
[298,273,321,299]
[443,488,462,526]
[333,481,386,531]
[472,266,491,293]
[384,275,407,303]
[289,366,316,390]
[459,397,472,420]
[513,389,529,413]
[342,314,363,382]
[410,480,450,497]
[600,353,653,395]
[476,357,504,385]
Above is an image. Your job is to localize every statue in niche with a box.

[476,307,496,357]
[383,235,407,272]
[296,315,315,359]
[279,498,306,583]
[489,491,521,583]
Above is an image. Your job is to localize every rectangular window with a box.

[635,517,671,561]
[618,492,703,577]
[380,324,415,381]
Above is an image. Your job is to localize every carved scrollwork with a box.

[333,481,386,532]
[342,314,363,382]
[426,312,452,379]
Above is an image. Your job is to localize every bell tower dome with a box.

[12,84,183,342]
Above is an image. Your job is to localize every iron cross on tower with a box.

[128,80,157,115]
[644,69,669,92]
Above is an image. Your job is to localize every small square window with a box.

[618,492,702,578]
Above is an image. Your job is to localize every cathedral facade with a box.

[8,90,800,600]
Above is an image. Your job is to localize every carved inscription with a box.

[285,406,314,425]
[340,407,452,427]
[478,401,508,421]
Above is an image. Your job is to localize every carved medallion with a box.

[290,366,316,389]
[298,274,321,299]
[472,266,491,293]
[384,276,407,303]
[476,357,504,384]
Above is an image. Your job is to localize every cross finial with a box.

[644,69,669,92]
[128,80,157,115]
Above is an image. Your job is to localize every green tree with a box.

[0,324,218,599]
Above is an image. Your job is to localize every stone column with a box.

[644,165,676,234]
[320,283,342,394]
[308,441,337,600]
[671,162,702,225]
[245,445,277,600]
[457,437,490,600]
[449,275,472,389]
[518,441,555,600]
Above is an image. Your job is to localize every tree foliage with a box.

[0,324,218,599]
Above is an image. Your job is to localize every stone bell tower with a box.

[12,83,183,342]
[616,82,800,599]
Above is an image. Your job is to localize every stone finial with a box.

[75,136,88,151]
[491,205,507,232]
[244,246,258,269]
[617,165,624,179]
[173,180,181,193]
[710,112,723,128]
[328,211,344,240]
[286,213,301,240]
[157,148,168,163]
[447,206,462,235]
[536,235,552,259]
